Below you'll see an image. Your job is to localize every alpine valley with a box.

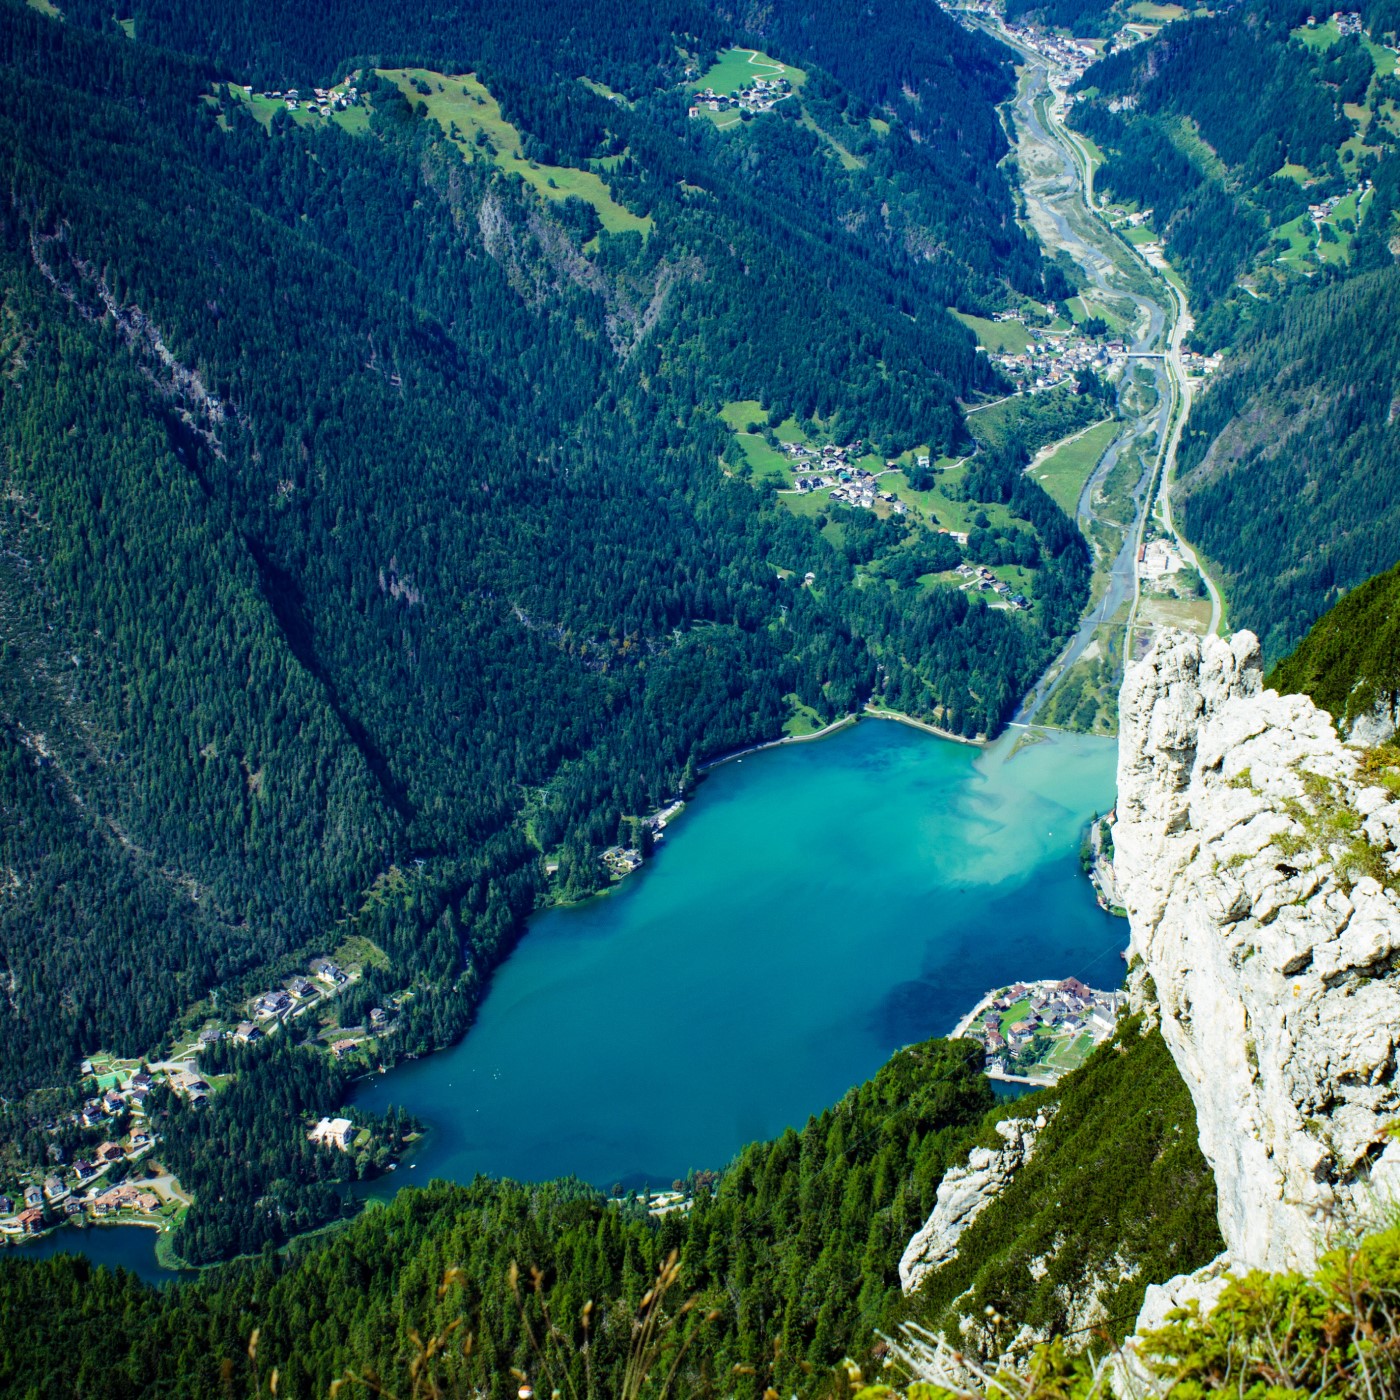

[0,0,1398,1395]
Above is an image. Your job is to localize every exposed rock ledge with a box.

[899,1115,1044,1294]
[1116,629,1400,1276]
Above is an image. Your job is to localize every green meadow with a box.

[952,310,1031,354]
[692,47,804,96]
[1030,418,1119,518]
[378,70,652,236]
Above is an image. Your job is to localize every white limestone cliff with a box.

[1115,629,1400,1277]
[899,1115,1044,1294]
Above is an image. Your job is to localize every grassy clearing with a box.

[1162,115,1229,183]
[1367,38,1399,76]
[720,400,804,485]
[800,112,863,169]
[1293,18,1341,50]
[1128,0,1185,17]
[782,697,827,736]
[1031,418,1119,518]
[999,998,1033,1036]
[719,400,764,431]
[1274,211,1319,273]
[1140,595,1212,632]
[578,77,629,106]
[951,310,1031,354]
[1275,161,1313,184]
[330,933,390,973]
[379,69,651,236]
[692,47,805,95]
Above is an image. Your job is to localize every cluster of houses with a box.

[955,563,1029,610]
[228,956,397,1061]
[601,845,644,876]
[986,321,1124,391]
[1001,23,1098,78]
[960,977,1125,1081]
[0,940,403,1239]
[783,441,909,513]
[0,1064,168,1237]
[1178,348,1223,378]
[1305,178,1371,232]
[237,960,350,1043]
[596,799,686,882]
[253,80,361,116]
[1309,10,1363,35]
[688,73,792,119]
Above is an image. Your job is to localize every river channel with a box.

[997,36,1177,723]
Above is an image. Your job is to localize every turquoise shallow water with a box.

[9,718,1121,1278]
[352,718,1123,1193]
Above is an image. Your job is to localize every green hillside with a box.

[0,1028,1228,1397]
[1268,558,1400,737]
[0,0,1098,1258]
[1176,268,1400,663]
[1063,0,1400,661]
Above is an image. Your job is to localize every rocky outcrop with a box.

[1348,695,1398,748]
[1116,629,1400,1275]
[899,1116,1044,1294]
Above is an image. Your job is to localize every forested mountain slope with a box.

[1070,0,1390,320]
[0,0,1087,1171]
[1064,0,1400,662]
[0,1028,1227,1399]
[1267,556,1400,738]
[906,1020,1221,1360]
[1176,268,1400,662]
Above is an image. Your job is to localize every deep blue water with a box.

[352,719,1122,1194]
[3,1223,191,1287]
[10,718,1122,1278]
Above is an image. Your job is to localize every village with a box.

[688,72,793,119]
[0,948,400,1245]
[982,313,1128,390]
[952,977,1126,1084]
[784,440,914,513]
[997,20,1098,79]
[253,77,362,117]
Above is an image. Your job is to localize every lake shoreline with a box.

[698,705,983,775]
[351,721,1122,1196]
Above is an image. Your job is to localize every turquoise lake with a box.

[351,718,1123,1194]
[6,717,1121,1279]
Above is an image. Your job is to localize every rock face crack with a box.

[1116,629,1400,1273]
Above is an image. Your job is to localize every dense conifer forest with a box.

[1176,269,1400,661]
[0,0,1101,1253]
[1267,557,1400,732]
[0,1029,1225,1398]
